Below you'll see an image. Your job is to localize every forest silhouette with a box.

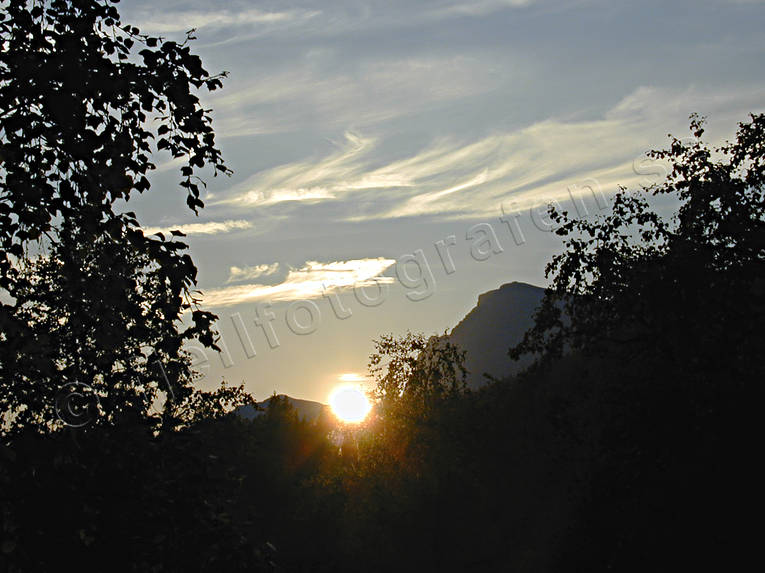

[1,2,762,572]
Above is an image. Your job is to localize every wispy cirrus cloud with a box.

[432,0,537,18]
[143,219,253,236]
[226,263,281,284]
[207,54,511,137]
[130,0,544,44]
[213,84,765,221]
[202,258,395,308]
[133,7,320,35]
[217,132,375,206]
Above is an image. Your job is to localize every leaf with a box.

[1,540,15,554]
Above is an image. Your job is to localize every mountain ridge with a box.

[237,394,328,422]
[448,281,545,389]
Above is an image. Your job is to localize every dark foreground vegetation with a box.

[1,2,762,571]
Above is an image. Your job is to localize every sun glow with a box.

[328,385,371,423]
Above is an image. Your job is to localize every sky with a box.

[118,0,765,403]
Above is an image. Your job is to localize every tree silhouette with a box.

[511,113,765,570]
[0,0,242,433]
[513,113,765,372]
[369,332,467,415]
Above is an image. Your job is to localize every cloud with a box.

[226,263,281,284]
[217,132,376,206]
[202,258,396,308]
[207,54,508,137]
[433,0,537,18]
[216,129,508,209]
[128,0,540,47]
[338,373,369,382]
[143,219,253,236]
[214,84,765,221]
[133,7,319,34]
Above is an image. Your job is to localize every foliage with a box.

[0,2,259,569]
[0,0,243,434]
[0,0,228,250]
[512,113,765,367]
[0,416,276,572]
[509,113,765,570]
[369,331,467,413]
[3,215,250,434]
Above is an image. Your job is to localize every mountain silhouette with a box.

[448,281,544,389]
[237,394,328,422]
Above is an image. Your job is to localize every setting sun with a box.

[328,385,372,423]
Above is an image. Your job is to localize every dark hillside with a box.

[448,281,544,388]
